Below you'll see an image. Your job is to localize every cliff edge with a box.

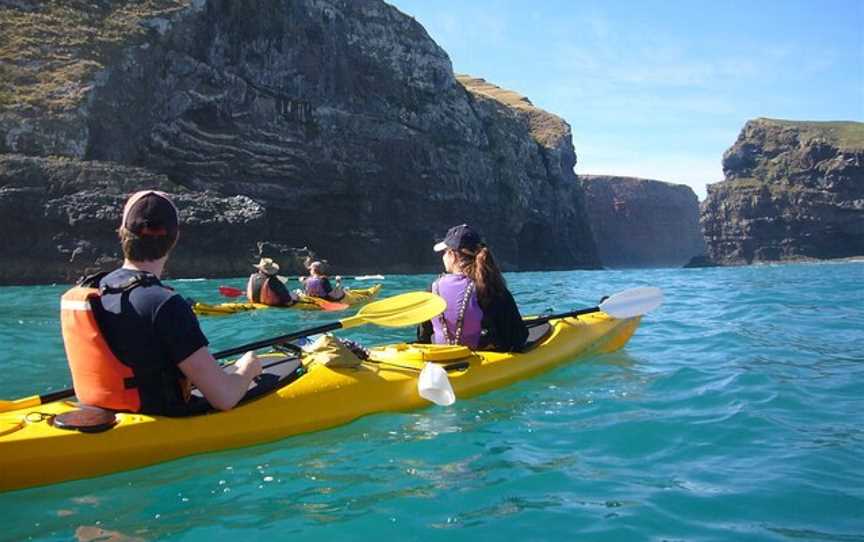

[701,118,864,264]
[580,175,704,268]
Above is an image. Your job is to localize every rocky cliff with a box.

[0,0,599,285]
[579,175,704,268]
[701,118,864,264]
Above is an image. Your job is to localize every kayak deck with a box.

[0,312,639,492]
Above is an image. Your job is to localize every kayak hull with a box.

[0,312,639,492]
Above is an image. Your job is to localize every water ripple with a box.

[2,262,863,541]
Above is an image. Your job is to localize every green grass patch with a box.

[756,118,864,150]
[0,1,188,112]
[724,177,765,190]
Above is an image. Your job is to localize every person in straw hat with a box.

[247,257,299,306]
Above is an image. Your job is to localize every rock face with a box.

[579,175,704,268]
[0,0,599,284]
[701,118,864,264]
[0,154,320,284]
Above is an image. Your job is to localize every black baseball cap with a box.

[433,224,483,252]
[121,190,179,237]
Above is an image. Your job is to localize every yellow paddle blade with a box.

[341,291,446,329]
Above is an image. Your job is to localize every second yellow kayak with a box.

[194,284,382,315]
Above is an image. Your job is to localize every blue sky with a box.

[388,0,864,199]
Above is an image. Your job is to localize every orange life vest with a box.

[61,286,141,412]
[247,273,286,306]
[60,273,192,414]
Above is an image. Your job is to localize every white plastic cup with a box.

[418,363,456,406]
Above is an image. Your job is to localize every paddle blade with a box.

[599,287,664,319]
[343,291,446,329]
[312,299,350,311]
[296,293,350,311]
[418,362,456,406]
[219,286,244,298]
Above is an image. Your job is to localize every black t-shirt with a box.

[95,268,209,414]
[479,289,529,352]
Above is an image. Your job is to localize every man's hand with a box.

[235,351,262,379]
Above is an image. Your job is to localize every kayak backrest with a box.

[519,322,553,353]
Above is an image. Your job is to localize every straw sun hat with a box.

[253,257,280,275]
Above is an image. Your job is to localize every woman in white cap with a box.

[417,224,528,352]
[60,190,261,415]
[247,257,299,306]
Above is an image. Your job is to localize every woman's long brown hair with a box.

[453,245,507,308]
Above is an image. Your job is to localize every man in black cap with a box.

[63,190,261,415]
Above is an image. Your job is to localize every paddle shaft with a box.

[525,306,601,328]
[212,321,343,359]
[30,389,76,405]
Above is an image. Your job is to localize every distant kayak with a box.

[354,274,385,280]
[193,284,382,316]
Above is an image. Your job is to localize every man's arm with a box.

[178,348,261,411]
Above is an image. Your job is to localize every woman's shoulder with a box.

[488,287,518,306]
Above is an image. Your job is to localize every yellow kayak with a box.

[194,284,382,315]
[0,311,640,493]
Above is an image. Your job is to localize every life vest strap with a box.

[101,273,161,294]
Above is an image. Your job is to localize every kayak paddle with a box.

[218,285,244,298]
[212,291,445,358]
[0,291,446,414]
[525,286,663,327]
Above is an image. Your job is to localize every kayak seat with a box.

[519,323,553,353]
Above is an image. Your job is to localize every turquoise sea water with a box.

[1,263,863,541]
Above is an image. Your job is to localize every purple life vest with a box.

[304,276,329,298]
[431,274,483,349]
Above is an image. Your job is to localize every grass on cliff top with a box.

[0,0,189,111]
[721,177,810,196]
[756,118,864,149]
[456,73,570,147]
[722,177,764,190]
